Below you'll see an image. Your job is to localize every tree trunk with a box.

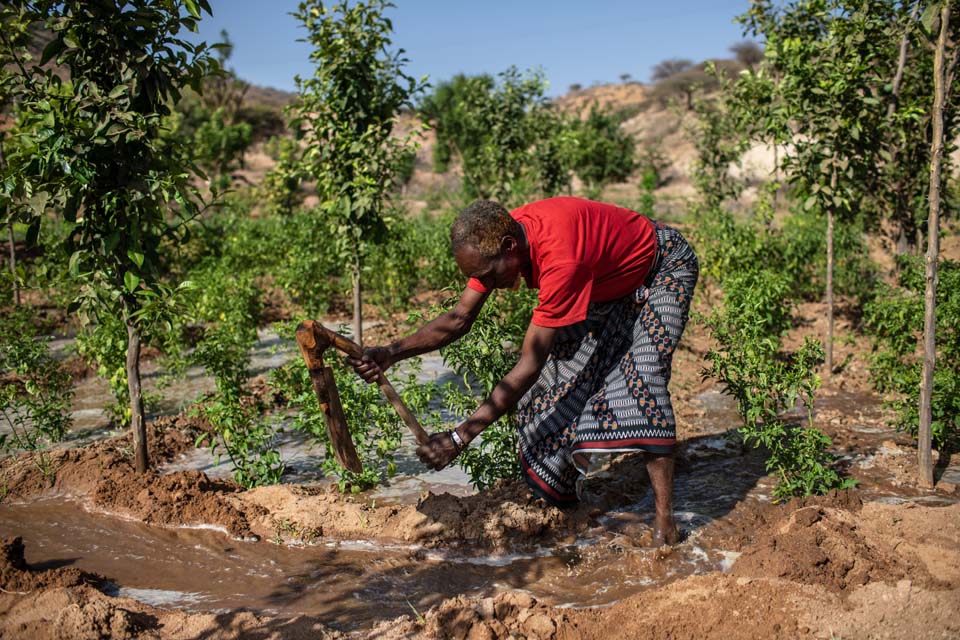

[888,3,921,257]
[888,2,920,119]
[7,223,18,307]
[825,160,837,376]
[123,301,149,473]
[0,139,15,307]
[918,1,952,489]
[772,142,780,207]
[352,253,363,348]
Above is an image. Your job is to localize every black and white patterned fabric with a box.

[517,223,699,507]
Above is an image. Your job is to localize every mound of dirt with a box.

[0,537,103,595]
[420,591,575,640]
[240,452,667,549]
[0,414,260,538]
[3,586,152,640]
[1,582,347,640]
[95,469,260,539]
[731,503,938,592]
[240,477,591,549]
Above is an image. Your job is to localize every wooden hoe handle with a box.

[299,321,431,447]
[294,323,362,473]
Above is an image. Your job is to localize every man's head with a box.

[450,200,527,290]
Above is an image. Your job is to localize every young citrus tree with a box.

[917,0,960,486]
[5,0,215,472]
[0,7,35,307]
[739,0,896,374]
[290,0,425,346]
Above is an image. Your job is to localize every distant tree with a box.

[421,68,573,204]
[570,102,636,198]
[569,83,583,92]
[651,58,694,81]
[619,73,632,83]
[202,29,249,124]
[729,40,764,70]
[653,64,718,110]
[418,73,493,173]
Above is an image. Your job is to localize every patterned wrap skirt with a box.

[517,222,699,507]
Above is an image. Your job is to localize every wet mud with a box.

[3,314,960,638]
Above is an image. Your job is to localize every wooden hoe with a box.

[294,320,430,473]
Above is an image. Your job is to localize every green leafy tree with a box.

[738,0,896,374]
[0,9,35,308]
[418,73,493,173]
[291,0,425,346]
[420,68,573,204]
[570,102,637,199]
[689,90,749,209]
[6,0,216,472]
[865,257,960,455]
[259,135,307,216]
[192,106,252,188]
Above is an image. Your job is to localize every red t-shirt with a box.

[467,197,657,328]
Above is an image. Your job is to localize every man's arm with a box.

[349,286,489,383]
[416,321,557,470]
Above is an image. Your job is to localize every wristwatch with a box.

[448,428,466,452]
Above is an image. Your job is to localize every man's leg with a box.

[645,452,678,545]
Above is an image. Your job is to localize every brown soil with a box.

[4,294,959,638]
[0,411,262,539]
[1,581,345,640]
[0,537,103,595]
[730,504,937,591]
[3,427,960,639]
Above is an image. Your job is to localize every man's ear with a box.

[501,235,517,254]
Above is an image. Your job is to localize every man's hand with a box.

[416,431,461,471]
[347,346,393,384]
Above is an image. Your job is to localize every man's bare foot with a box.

[652,517,679,546]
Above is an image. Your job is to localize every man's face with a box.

[454,240,522,290]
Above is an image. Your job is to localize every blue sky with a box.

[194,0,754,96]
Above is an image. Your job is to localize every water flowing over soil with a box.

[3,325,960,638]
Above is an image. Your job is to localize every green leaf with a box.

[184,0,201,19]
[40,38,65,65]
[124,272,140,293]
[804,195,817,211]
[921,3,942,37]
[109,85,127,99]
[68,251,81,277]
[25,220,40,247]
[127,249,145,268]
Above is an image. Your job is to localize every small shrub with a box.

[704,267,855,500]
[0,307,73,476]
[434,287,537,489]
[864,257,960,451]
[270,356,442,492]
[188,266,285,488]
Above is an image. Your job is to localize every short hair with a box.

[450,200,523,258]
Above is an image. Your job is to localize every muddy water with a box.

[8,344,960,629]
[0,488,743,629]
[0,432,773,628]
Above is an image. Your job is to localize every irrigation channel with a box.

[2,326,959,632]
